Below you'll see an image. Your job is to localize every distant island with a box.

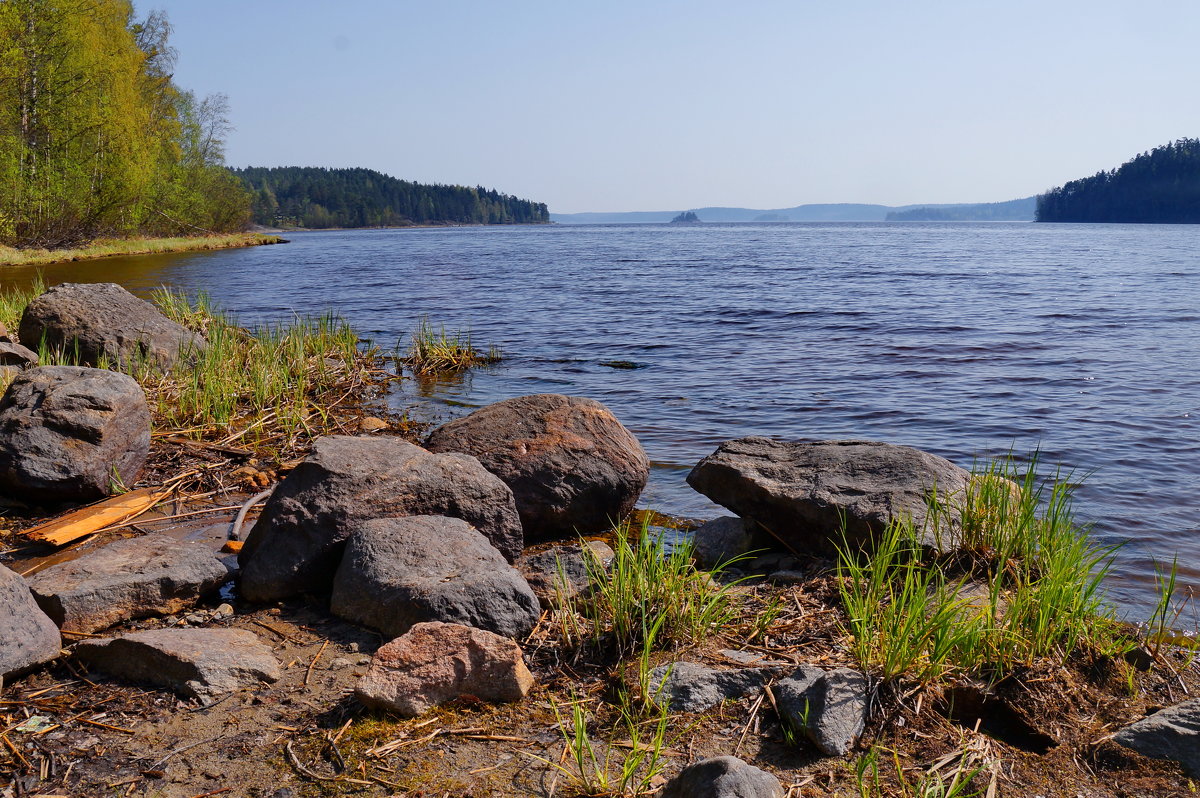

[233,166,549,229]
[552,199,1036,224]
[670,211,701,224]
[1036,138,1200,223]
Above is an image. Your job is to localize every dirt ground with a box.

[3,541,1198,798]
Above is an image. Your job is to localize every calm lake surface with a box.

[9,222,1199,620]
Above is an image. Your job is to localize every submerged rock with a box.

[0,366,151,503]
[28,534,230,633]
[773,666,868,756]
[18,282,204,369]
[687,438,972,555]
[515,540,612,608]
[355,621,534,717]
[425,394,649,539]
[0,564,61,681]
[691,515,763,569]
[238,436,524,602]
[74,628,280,702]
[1114,697,1200,777]
[662,756,783,798]
[331,516,540,640]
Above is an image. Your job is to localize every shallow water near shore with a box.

[5,221,1198,621]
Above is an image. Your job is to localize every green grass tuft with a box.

[401,317,500,374]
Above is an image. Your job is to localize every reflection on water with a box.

[3,222,1198,620]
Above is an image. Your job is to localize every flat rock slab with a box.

[331,516,540,640]
[0,565,61,680]
[74,628,280,702]
[18,282,205,370]
[687,438,972,555]
[1114,697,1200,777]
[0,366,151,503]
[29,533,230,633]
[0,341,38,367]
[651,661,782,713]
[239,435,524,602]
[355,621,533,717]
[773,666,868,756]
[425,393,649,539]
[662,756,783,798]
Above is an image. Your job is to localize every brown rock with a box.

[355,621,533,716]
[0,341,37,367]
[425,394,649,539]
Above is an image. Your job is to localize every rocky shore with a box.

[1,282,1197,797]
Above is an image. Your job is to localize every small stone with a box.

[774,666,868,756]
[355,621,533,717]
[0,341,38,368]
[359,416,389,431]
[185,613,206,625]
[651,661,782,713]
[213,603,235,619]
[692,516,762,569]
[662,756,783,798]
[516,544,592,608]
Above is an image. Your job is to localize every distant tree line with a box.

[233,166,549,229]
[1036,139,1200,223]
[0,1,249,248]
[885,197,1035,222]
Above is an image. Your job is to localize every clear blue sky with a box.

[156,0,1200,214]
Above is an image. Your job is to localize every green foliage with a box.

[557,519,741,659]
[0,1,249,248]
[231,165,549,228]
[401,317,500,374]
[852,743,989,798]
[838,456,1124,684]
[1036,138,1200,223]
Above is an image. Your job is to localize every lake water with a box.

[8,222,1199,621]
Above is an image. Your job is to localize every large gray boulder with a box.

[662,756,783,798]
[355,621,534,717]
[773,666,868,756]
[330,516,541,640]
[425,394,649,539]
[0,564,61,681]
[74,628,280,703]
[238,436,524,602]
[18,282,204,369]
[28,534,230,633]
[0,366,151,503]
[1113,697,1200,777]
[651,661,781,713]
[687,438,973,554]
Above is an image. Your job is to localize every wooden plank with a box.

[23,488,169,546]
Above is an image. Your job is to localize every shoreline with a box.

[0,232,285,268]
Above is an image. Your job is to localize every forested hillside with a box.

[885,197,1035,221]
[233,167,549,228]
[1036,139,1200,223]
[0,1,249,248]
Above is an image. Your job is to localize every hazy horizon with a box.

[158,0,1200,214]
